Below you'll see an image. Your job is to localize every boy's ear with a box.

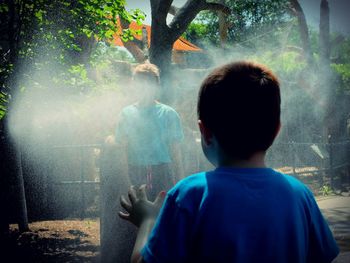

[198,120,213,145]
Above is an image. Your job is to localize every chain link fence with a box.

[45,139,350,219]
[267,140,350,194]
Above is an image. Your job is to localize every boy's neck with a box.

[218,151,266,169]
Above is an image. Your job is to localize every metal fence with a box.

[50,144,102,219]
[49,139,350,219]
[267,140,350,193]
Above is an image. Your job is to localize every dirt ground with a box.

[2,179,349,263]
[2,212,350,263]
[2,219,100,263]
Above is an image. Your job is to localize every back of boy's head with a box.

[197,61,281,159]
[133,63,160,85]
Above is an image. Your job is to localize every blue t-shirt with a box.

[142,167,339,263]
[115,102,183,166]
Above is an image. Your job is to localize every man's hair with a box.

[133,62,160,84]
[197,61,281,159]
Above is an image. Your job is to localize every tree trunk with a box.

[149,21,174,103]
[319,0,330,67]
[0,119,10,236]
[0,117,29,233]
[319,0,333,139]
[148,0,230,103]
[149,40,172,77]
[218,0,228,48]
[289,0,313,67]
[149,41,173,103]
[2,0,29,233]
[14,140,29,232]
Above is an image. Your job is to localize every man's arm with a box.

[119,185,166,263]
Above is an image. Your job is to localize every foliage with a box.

[0,0,145,119]
[90,42,135,67]
[319,184,333,196]
[184,0,350,100]
[0,91,8,119]
[184,0,292,48]
[184,12,219,47]
[248,50,307,81]
[331,64,350,92]
[89,42,135,93]
[330,36,350,93]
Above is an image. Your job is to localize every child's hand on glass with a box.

[119,184,166,227]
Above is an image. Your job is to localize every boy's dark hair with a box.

[197,61,281,159]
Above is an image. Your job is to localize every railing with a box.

[267,140,350,192]
[52,144,102,219]
[48,139,350,218]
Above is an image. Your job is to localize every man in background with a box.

[115,62,184,200]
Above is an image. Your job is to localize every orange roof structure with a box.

[111,21,202,52]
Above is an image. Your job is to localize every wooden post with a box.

[291,141,296,176]
[80,147,86,220]
[347,140,350,186]
[218,0,228,48]
[16,144,29,232]
[0,119,10,235]
[328,135,334,190]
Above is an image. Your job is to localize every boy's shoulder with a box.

[120,104,138,115]
[155,102,180,115]
[120,103,179,115]
[167,172,208,206]
[268,169,316,203]
[170,172,207,193]
[278,171,313,193]
[170,168,314,201]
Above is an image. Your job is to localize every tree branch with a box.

[150,0,173,24]
[169,0,230,42]
[319,0,330,65]
[202,2,230,14]
[289,0,313,67]
[168,5,179,16]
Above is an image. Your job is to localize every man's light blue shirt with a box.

[115,103,184,166]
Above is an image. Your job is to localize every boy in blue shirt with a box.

[115,63,184,200]
[119,61,339,263]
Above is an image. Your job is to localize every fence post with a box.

[80,147,85,220]
[289,141,296,176]
[328,135,334,190]
[16,144,29,232]
[347,140,350,187]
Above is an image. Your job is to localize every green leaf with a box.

[82,28,93,38]
[104,29,115,38]
[35,10,44,22]
[0,3,9,13]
